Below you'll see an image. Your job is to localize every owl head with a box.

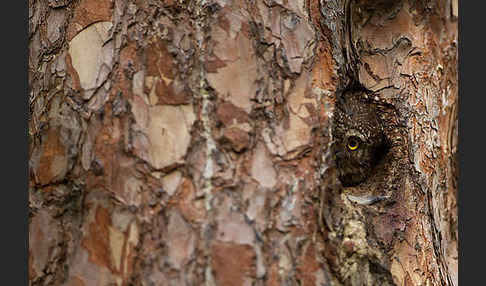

[331,91,387,187]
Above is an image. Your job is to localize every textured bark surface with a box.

[29,0,458,285]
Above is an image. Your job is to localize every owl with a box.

[331,89,387,187]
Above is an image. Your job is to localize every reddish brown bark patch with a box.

[115,40,141,92]
[65,52,82,92]
[211,242,256,286]
[266,263,281,286]
[217,101,250,126]
[67,0,114,41]
[205,54,227,73]
[223,127,250,152]
[71,276,86,286]
[35,127,68,186]
[108,41,139,117]
[144,38,191,105]
[171,179,206,224]
[86,118,132,200]
[81,206,112,270]
[296,243,321,286]
[29,249,35,281]
[145,39,174,78]
[217,101,252,151]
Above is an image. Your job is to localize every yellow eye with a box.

[347,137,359,151]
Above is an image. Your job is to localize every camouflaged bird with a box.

[332,89,388,187]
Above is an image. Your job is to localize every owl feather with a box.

[332,89,387,187]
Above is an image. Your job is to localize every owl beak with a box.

[335,151,346,160]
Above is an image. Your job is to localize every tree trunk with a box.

[29,0,458,285]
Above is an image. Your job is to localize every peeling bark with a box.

[29,0,457,285]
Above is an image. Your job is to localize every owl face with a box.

[333,130,381,187]
[331,91,386,187]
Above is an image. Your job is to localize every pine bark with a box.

[29,0,458,285]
